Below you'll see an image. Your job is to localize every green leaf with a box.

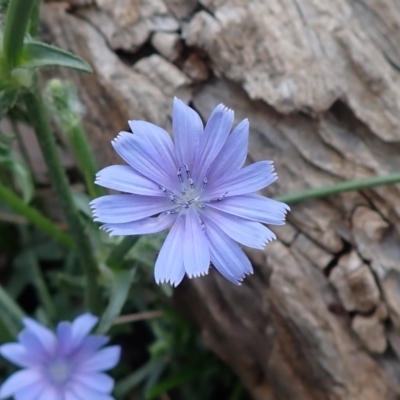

[19,41,92,72]
[10,154,34,203]
[145,364,201,399]
[114,360,162,398]
[2,0,36,68]
[96,270,134,334]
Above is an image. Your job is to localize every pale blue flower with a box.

[91,98,289,286]
[0,314,120,400]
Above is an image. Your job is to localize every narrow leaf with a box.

[2,0,36,68]
[96,270,134,334]
[20,41,92,72]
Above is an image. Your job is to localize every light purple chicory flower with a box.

[0,314,120,400]
[91,98,289,286]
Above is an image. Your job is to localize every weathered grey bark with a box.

[41,1,400,398]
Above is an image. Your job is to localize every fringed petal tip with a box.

[185,268,210,279]
[111,131,132,146]
[155,277,182,287]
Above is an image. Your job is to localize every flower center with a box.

[47,359,71,385]
[161,165,227,216]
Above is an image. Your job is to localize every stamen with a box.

[165,208,180,215]
[209,191,228,202]
[177,167,183,183]
[202,177,208,188]
[159,186,167,192]
[188,178,194,189]
[183,164,191,179]
[181,187,187,195]
[200,219,206,231]
[167,191,178,203]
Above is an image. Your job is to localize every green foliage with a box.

[20,41,92,72]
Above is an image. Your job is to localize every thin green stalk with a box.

[0,284,25,326]
[28,0,41,37]
[20,227,56,321]
[275,172,400,205]
[0,182,74,249]
[0,309,17,340]
[106,236,140,269]
[66,123,102,199]
[23,81,101,314]
[3,0,36,68]
[11,118,35,177]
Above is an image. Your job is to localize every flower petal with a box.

[183,209,210,278]
[79,346,121,372]
[36,386,62,400]
[128,120,178,176]
[203,216,253,284]
[14,380,45,400]
[112,132,178,190]
[73,373,114,393]
[95,166,163,197]
[173,98,203,168]
[71,313,98,347]
[71,335,109,365]
[206,119,248,182]
[0,343,37,368]
[91,194,174,223]
[22,318,56,357]
[18,330,49,363]
[208,193,290,225]
[0,369,41,399]
[195,104,234,179]
[65,392,81,400]
[154,217,186,286]
[69,383,114,400]
[203,207,276,249]
[203,161,276,200]
[56,322,73,357]
[101,212,176,237]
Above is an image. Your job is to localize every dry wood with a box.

[40,1,400,398]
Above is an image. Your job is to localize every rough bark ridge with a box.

[41,1,400,399]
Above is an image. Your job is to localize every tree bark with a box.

[41,1,400,399]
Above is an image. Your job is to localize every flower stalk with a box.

[0,182,74,249]
[275,172,400,205]
[23,78,101,314]
[2,0,36,69]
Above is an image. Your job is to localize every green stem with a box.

[66,123,103,199]
[23,81,101,315]
[106,236,140,269]
[3,0,36,68]
[0,182,74,249]
[275,172,400,205]
[11,118,35,178]
[28,0,41,37]
[20,227,56,321]
[0,284,25,326]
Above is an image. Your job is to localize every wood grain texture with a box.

[41,1,400,398]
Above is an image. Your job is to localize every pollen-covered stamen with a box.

[209,191,228,203]
[188,177,194,189]
[183,164,191,179]
[167,191,178,203]
[177,167,184,183]
[182,199,196,208]
[164,208,180,215]
[202,177,208,189]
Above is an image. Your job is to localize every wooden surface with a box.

[41,1,400,398]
